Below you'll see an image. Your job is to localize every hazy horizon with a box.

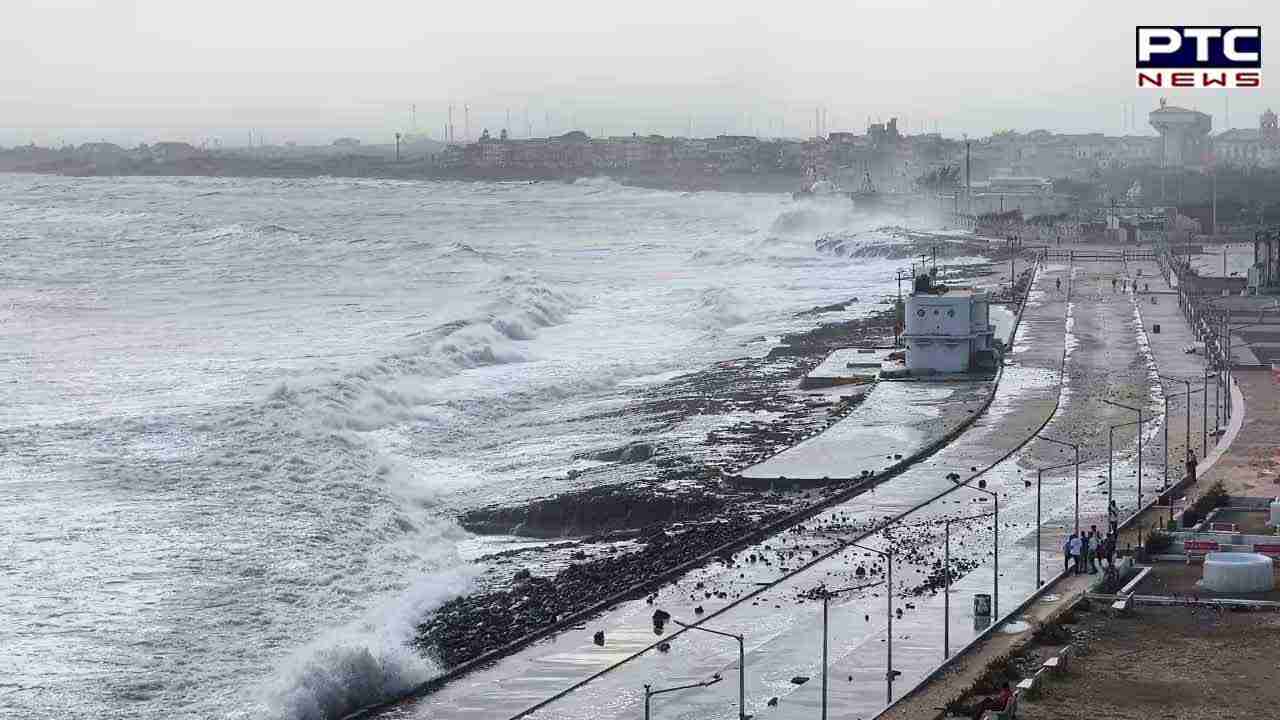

[4,0,1276,147]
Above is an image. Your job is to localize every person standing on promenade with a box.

[1069,533,1083,574]
[1108,500,1119,534]
[1186,448,1198,484]
[1063,533,1075,574]
[1088,525,1101,573]
[1080,531,1092,575]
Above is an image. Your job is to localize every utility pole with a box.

[464,104,470,142]
[394,132,401,162]
[1211,166,1218,236]
[965,139,972,215]
[894,269,911,348]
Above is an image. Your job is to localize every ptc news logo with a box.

[1136,26,1262,88]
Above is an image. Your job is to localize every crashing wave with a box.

[266,272,578,434]
[261,568,475,720]
[688,286,749,329]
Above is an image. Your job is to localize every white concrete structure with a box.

[801,348,894,388]
[903,286,995,374]
[1201,552,1275,593]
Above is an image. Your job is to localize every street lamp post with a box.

[818,581,883,720]
[1203,368,1218,454]
[1160,389,1192,487]
[950,477,999,618]
[944,519,951,658]
[1195,296,1236,424]
[1103,399,1145,507]
[644,675,723,720]
[669,620,745,720]
[1107,415,1158,515]
[1034,460,1081,589]
[844,541,897,706]
[1162,392,1171,488]
[941,511,998,658]
[1215,359,1223,437]
[1159,374,1204,481]
[1036,434,1080,533]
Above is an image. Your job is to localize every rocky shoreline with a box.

[422,304,895,666]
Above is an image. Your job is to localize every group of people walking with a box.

[1063,524,1115,575]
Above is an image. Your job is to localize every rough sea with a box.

[0,174,912,719]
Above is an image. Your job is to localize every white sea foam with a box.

[259,567,475,720]
[1,174,919,720]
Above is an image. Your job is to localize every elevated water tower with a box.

[1150,98,1212,167]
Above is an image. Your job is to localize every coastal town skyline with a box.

[4,0,1276,148]
[2,93,1275,150]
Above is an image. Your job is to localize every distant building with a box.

[1149,98,1211,167]
[903,278,995,374]
[867,118,901,148]
[78,142,126,157]
[985,176,1052,194]
[148,142,201,162]
[1213,109,1280,168]
[1251,230,1280,294]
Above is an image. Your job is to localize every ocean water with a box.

[0,175,913,720]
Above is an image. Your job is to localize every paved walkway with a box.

[880,253,1216,720]
[1127,260,1218,481]
[381,254,1202,720]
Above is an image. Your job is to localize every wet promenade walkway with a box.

[882,254,1214,719]
[373,257,1184,720]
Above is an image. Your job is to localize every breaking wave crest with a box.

[269,272,578,434]
[262,567,476,720]
[689,286,749,329]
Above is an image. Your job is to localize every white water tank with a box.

[1270,498,1280,527]
[1201,552,1276,594]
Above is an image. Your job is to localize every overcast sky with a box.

[2,0,1276,146]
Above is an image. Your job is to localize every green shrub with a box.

[972,652,1020,694]
[1182,481,1228,527]
[1145,529,1172,555]
[1031,620,1072,646]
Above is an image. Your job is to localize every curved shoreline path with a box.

[373,257,1169,720]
